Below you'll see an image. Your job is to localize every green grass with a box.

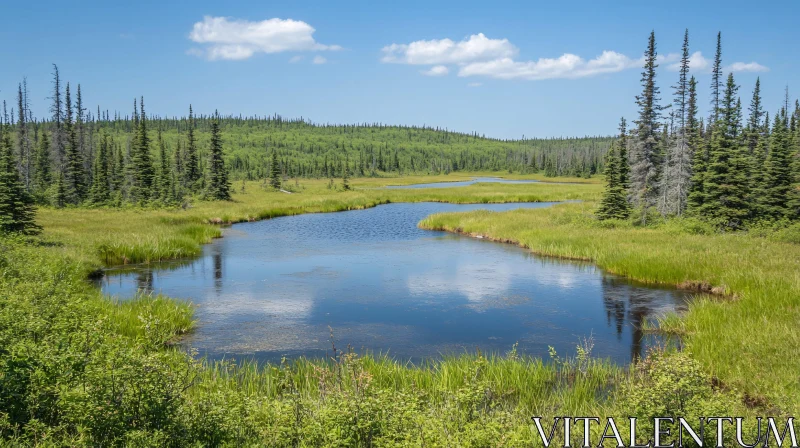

[1,172,791,445]
[419,202,800,413]
[36,174,601,268]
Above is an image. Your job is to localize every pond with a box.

[98,202,689,364]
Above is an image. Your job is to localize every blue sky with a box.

[2,0,798,139]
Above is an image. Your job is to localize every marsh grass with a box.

[101,294,196,343]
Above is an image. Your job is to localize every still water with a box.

[99,202,689,364]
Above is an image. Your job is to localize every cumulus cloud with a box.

[381,33,517,65]
[666,51,711,72]
[726,62,769,73]
[189,16,341,61]
[458,51,640,81]
[313,55,327,64]
[664,52,768,73]
[289,55,304,63]
[421,65,449,76]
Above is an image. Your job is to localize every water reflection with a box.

[98,202,689,364]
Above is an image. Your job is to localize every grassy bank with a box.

[0,173,786,445]
[419,202,800,414]
[37,176,600,268]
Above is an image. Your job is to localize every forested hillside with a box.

[0,68,611,212]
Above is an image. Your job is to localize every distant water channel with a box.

[98,202,689,364]
[385,177,541,189]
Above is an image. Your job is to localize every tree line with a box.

[0,65,235,233]
[598,30,800,229]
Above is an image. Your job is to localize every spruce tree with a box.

[686,76,705,214]
[342,153,351,191]
[184,105,200,189]
[63,83,87,204]
[53,171,66,209]
[50,64,65,171]
[269,148,281,190]
[204,115,231,200]
[128,97,154,203]
[700,73,750,229]
[0,121,39,234]
[33,130,51,199]
[746,78,764,154]
[155,128,172,202]
[663,29,692,216]
[630,31,665,223]
[89,134,111,204]
[710,32,723,123]
[617,117,630,197]
[597,142,629,220]
[758,112,794,220]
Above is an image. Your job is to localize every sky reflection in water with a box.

[99,202,688,364]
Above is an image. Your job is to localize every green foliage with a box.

[758,113,795,220]
[597,136,631,221]
[0,124,39,235]
[695,74,751,229]
[127,98,155,204]
[269,148,281,190]
[204,117,231,201]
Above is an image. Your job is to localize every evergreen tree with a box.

[700,73,750,229]
[155,128,172,202]
[630,31,665,223]
[128,97,154,203]
[204,115,231,200]
[53,171,66,209]
[0,120,39,234]
[49,64,65,171]
[617,117,630,197]
[710,32,723,123]
[788,122,800,220]
[184,105,200,189]
[89,134,111,204]
[745,78,764,154]
[33,130,51,199]
[342,153,351,191]
[758,112,794,220]
[686,77,706,214]
[597,141,629,220]
[269,148,281,190]
[63,83,87,204]
[662,30,692,216]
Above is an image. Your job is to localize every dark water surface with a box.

[99,202,689,364]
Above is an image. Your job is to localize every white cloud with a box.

[189,16,341,61]
[381,33,517,65]
[289,55,304,63]
[726,62,769,73]
[313,55,327,64]
[666,51,711,72]
[421,65,449,76]
[458,51,640,81]
[664,52,767,74]
[467,82,482,87]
